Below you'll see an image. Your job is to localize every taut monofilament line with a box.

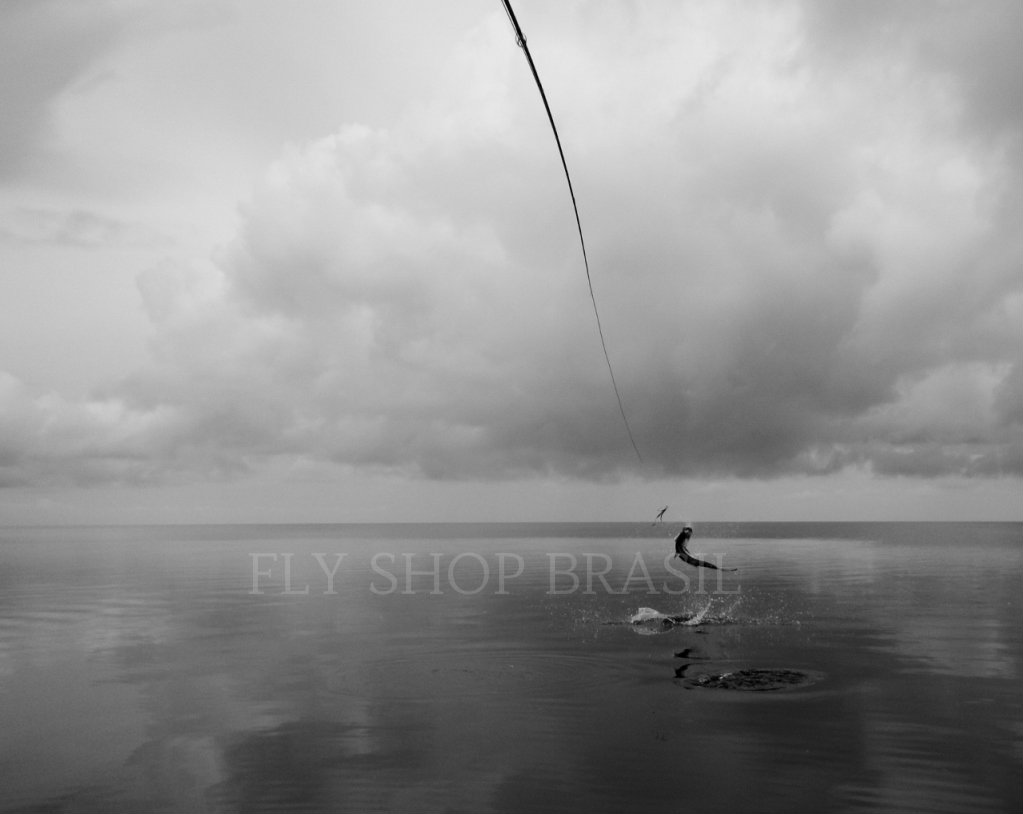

[500,0,643,464]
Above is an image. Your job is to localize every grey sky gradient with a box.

[0,0,1019,522]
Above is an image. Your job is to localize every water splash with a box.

[627,601,729,634]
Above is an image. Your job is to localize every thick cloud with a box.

[3,1,1020,489]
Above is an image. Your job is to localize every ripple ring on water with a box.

[688,667,824,692]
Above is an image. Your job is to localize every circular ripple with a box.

[690,668,823,692]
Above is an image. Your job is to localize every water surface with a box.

[0,522,1019,813]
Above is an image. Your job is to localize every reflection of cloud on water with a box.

[0,584,180,666]
[0,652,148,806]
[126,735,226,813]
[0,566,389,809]
[724,534,1021,681]
[0,640,12,678]
[386,768,510,813]
[836,711,1011,813]
[79,596,178,656]
[205,716,515,812]
[882,615,1017,679]
[1,527,1017,811]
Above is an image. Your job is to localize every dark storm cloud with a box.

[1,2,1019,490]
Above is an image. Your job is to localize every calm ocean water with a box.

[0,522,1019,813]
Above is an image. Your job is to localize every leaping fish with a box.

[673,526,738,572]
[652,506,668,525]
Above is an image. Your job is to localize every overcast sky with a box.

[1,0,1020,524]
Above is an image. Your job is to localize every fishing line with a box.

[500,0,643,464]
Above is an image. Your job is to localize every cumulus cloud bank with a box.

[2,1,1020,490]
